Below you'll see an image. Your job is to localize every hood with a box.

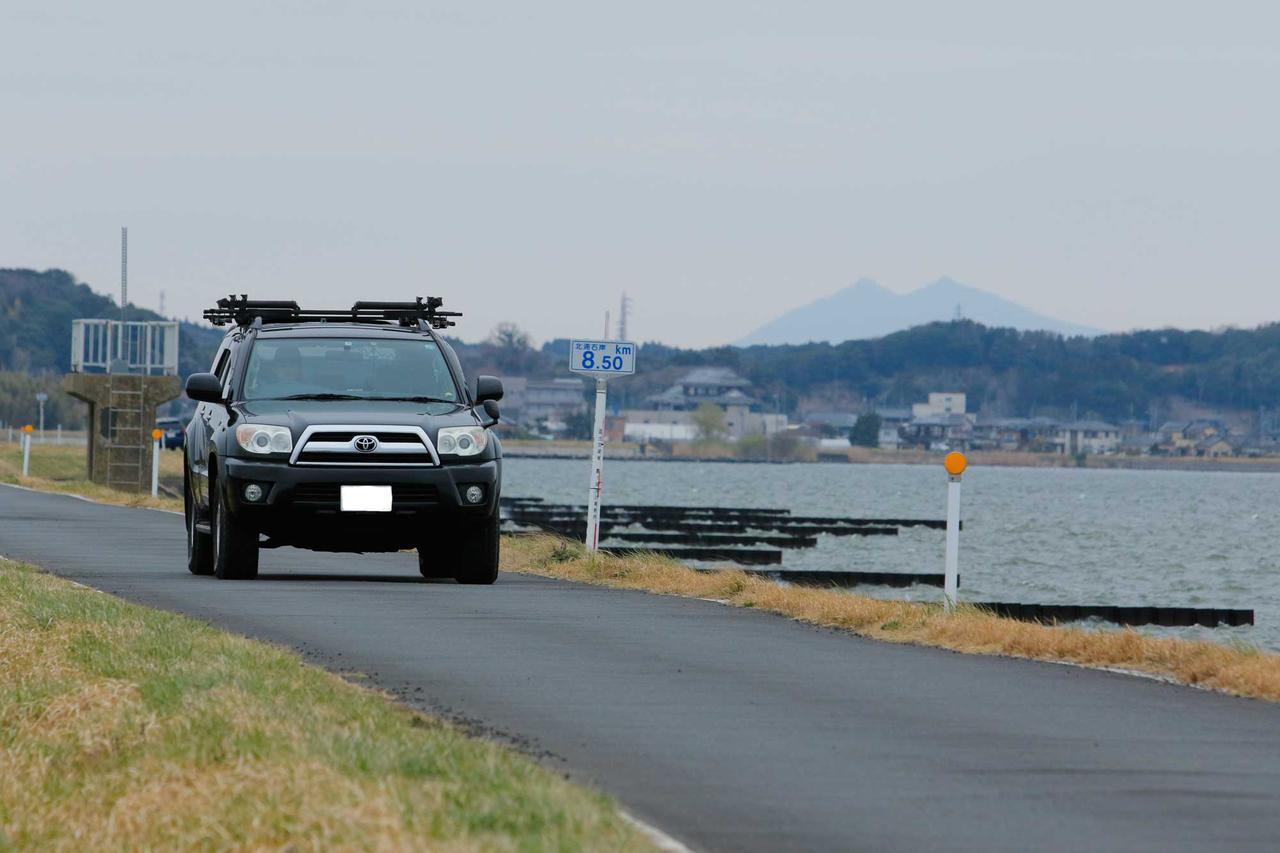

[234,399,479,435]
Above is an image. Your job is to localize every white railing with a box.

[70,319,179,375]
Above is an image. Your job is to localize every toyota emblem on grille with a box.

[353,435,379,453]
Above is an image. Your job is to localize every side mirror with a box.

[474,375,504,403]
[482,399,500,424]
[185,372,224,404]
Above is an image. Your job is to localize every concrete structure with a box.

[64,319,182,492]
[63,373,181,491]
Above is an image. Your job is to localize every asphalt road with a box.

[3,485,1280,851]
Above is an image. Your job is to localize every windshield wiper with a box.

[365,395,461,405]
[278,393,364,401]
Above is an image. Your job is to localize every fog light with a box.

[243,483,264,502]
[464,485,484,505]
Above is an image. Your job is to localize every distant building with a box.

[971,417,1059,452]
[1055,421,1120,455]
[902,413,973,451]
[501,377,587,432]
[911,392,966,419]
[624,367,786,441]
[1157,419,1226,456]
[647,367,758,411]
[1196,435,1234,458]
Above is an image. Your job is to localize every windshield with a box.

[241,337,460,403]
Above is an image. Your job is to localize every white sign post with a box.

[150,428,163,497]
[35,392,47,443]
[21,426,32,477]
[569,339,636,551]
[942,452,967,613]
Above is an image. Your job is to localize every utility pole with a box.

[159,289,166,315]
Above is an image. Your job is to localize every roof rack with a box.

[202,295,461,330]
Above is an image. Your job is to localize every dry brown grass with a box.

[503,534,1280,703]
[0,439,182,512]
[0,559,651,851]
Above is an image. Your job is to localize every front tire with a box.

[212,489,259,580]
[452,515,500,585]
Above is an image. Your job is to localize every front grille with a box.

[292,425,438,466]
[292,483,439,509]
[307,431,421,444]
[297,451,436,464]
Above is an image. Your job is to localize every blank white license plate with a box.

[340,485,393,512]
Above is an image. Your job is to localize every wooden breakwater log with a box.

[501,501,950,532]
[755,524,899,537]
[500,498,791,517]
[501,522,817,550]
[730,569,949,588]
[502,511,901,539]
[976,603,1254,628]
[603,546,784,566]
[605,531,818,549]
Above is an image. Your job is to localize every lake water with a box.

[504,457,1280,650]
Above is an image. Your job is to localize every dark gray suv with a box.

[183,297,503,583]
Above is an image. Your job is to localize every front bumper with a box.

[221,456,500,551]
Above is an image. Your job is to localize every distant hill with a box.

[735,277,1104,345]
[0,268,221,376]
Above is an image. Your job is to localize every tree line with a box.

[6,267,1280,426]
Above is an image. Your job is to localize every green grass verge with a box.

[0,558,649,850]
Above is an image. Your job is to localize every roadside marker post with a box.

[151,428,163,497]
[569,339,636,551]
[942,451,967,613]
[21,424,33,477]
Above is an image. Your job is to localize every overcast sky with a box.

[2,2,1277,347]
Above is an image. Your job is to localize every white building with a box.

[1054,421,1121,455]
[911,392,966,419]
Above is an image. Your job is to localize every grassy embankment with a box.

[8,440,1280,706]
[0,439,182,511]
[505,534,1280,703]
[0,558,648,849]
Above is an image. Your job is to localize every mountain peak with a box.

[735,278,1104,346]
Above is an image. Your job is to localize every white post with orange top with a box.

[21,424,33,477]
[151,428,163,497]
[942,451,967,613]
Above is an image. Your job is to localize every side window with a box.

[217,349,237,397]
[212,350,232,396]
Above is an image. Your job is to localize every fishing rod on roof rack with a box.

[202,295,462,329]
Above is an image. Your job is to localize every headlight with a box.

[235,424,293,455]
[437,426,488,457]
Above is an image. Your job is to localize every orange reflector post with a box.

[22,424,33,433]
[151,428,164,441]
[943,451,967,477]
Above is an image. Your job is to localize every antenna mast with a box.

[619,291,632,341]
[120,226,128,322]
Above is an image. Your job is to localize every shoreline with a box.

[503,441,1280,474]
